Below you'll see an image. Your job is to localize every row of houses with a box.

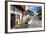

[11,5,34,28]
[11,5,27,28]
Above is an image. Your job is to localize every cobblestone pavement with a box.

[14,16,42,29]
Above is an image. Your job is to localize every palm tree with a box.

[36,6,42,20]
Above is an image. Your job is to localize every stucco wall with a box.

[11,6,23,24]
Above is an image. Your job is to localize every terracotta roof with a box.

[13,5,25,12]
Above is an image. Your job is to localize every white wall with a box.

[0,0,46,34]
[11,7,23,24]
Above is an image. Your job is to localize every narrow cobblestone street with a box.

[14,16,42,29]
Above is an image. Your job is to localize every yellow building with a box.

[11,5,26,28]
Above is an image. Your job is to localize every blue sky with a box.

[28,5,41,13]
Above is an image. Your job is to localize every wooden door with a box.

[11,14,15,29]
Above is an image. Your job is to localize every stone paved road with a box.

[14,16,42,29]
[28,16,42,28]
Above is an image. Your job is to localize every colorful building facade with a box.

[11,5,26,28]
